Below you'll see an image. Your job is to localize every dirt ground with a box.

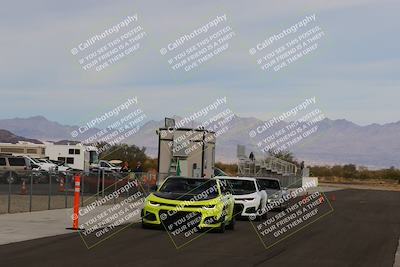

[0,194,133,214]
[0,195,76,214]
[319,176,400,191]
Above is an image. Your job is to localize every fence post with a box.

[48,170,52,210]
[114,175,117,204]
[126,173,131,198]
[96,170,100,199]
[65,173,68,208]
[102,170,105,198]
[146,172,150,193]
[7,172,11,213]
[29,171,33,212]
[80,174,84,207]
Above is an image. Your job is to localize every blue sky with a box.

[0,0,399,126]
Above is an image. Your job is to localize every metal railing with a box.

[237,156,298,177]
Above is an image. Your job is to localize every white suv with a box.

[217,176,268,219]
[23,156,57,172]
[90,160,120,172]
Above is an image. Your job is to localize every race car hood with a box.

[233,192,258,200]
[152,191,218,201]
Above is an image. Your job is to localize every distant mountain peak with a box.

[0,129,42,144]
[28,115,48,120]
[0,116,99,142]
[0,115,399,168]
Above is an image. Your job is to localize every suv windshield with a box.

[31,158,40,163]
[159,177,219,198]
[257,179,280,190]
[221,179,256,195]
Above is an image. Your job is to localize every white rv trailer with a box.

[44,143,98,171]
[0,142,98,171]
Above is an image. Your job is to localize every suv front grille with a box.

[234,204,244,215]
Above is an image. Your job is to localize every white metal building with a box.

[0,142,46,158]
[157,122,216,179]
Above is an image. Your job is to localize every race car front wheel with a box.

[216,222,226,233]
[215,215,226,233]
[226,217,235,230]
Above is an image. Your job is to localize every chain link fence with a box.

[0,170,169,214]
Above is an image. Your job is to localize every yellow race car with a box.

[141,177,235,232]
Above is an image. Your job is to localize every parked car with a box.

[257,177,290,210]
[23,156,57,172]
[216,176,268,219]
[36,159,58,172]
[0,155,30,184]
[90,160,120,173]
[48,160,71,173]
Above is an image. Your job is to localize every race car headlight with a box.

[271,193,279,199]
[149,201,160,207]
[268,195,279,203]
[241,198,255,201]
[202,204,216,210]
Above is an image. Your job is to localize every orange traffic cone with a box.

[20,180,28,195]
[59,178,65,192]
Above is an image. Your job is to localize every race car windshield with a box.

[257,179,280,190]
[222,179,256,195]
[159,178,219,198]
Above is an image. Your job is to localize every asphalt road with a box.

[0,189,399,267]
